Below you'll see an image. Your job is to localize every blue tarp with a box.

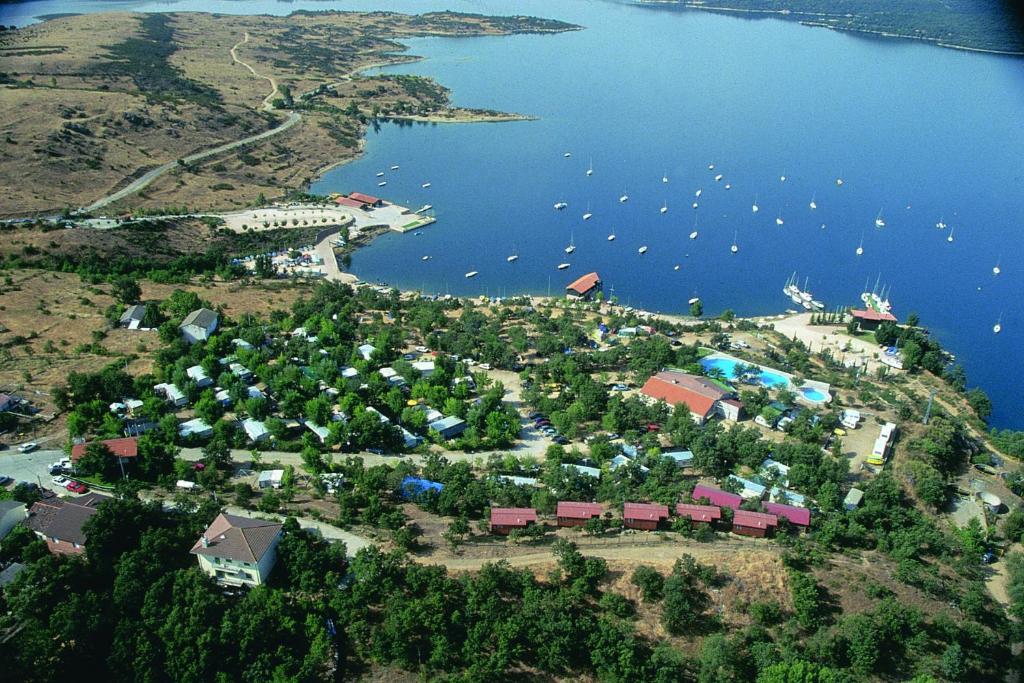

[400,476,443,499]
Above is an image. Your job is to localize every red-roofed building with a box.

[490,507,538,535]
[348,192,382,207]
[335,196,366,209]
[850,308,897,331]
[762,502,811,529]
[692,484,743,510]
[565,272,602,300]
[732,510,778,538]
[674,503,722,525]
[623,502,670,530]
[640,371,739,425]
[70,437,139,464]
[556,501,604,527]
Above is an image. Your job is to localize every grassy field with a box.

[0,11,576,216]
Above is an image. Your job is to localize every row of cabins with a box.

[490,491,811,537]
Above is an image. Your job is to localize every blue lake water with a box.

[4,1,1023,428]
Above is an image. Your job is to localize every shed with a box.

[490,507,538,535]
[732,510,778,538]
[762,501,811,529]
[179,308,219,344]
[662,450,695,468]
[242,419,270,442]
[692,484,742,510]
[623,502,669,530]
[357,344,377,361]
[257,469,284,489]
[565,271,602,300]
[674,503,722,525]
[556,501,603,527]
[844,488,864,511]
[178,418,214,439]
[429,416,468,440]
[186,365,213,388]
[119,304,146,329]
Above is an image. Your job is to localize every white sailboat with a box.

[607,233,616,241]
[674,265,680,271]
[724,183,731,190]
[390,165,400,170]
[565,232,576,254]
[809,194,817,210]
[586,158,593,176]
[619,190,629,203]
[506,249,519,263]
[993,256,1001,275]
[692,202,699,210]
[994,314,1002,335]
[583,203,593,221]
[638,245,648,255]
[662,172,669,183]
[563,152,571,158]
[731,231,739,254]
[776,212,784,226]
[689,230,698,240]
[856,232,864,256]
[935,217,947,229]
[708,164,715,170]
[874,209,885,229]
[660,200,668,214]
[714,174,723,182]
[557,263,570,270]
[421,255,431,261]
[695,189,702,198]
[465,270,478,278]
[836,177,844,186]
[376,172,385,177]
[947,226,955,243]
[752,195,759,213]
[377,181,387,187]
[421,182,431,188]
[780,174,787,182]
[554,201,567,210]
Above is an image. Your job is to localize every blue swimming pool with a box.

[799,386,828,403]
[699,357,790,389]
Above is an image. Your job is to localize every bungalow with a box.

[154,382,187,407]
[623,502,670,531]
[411,360,435,377]
[379,367,406,387]
[214,388,233,407]
[186,365,213,388]
[246,386,266,400]
[340,366,360,380]
[401,428,423,449]
[674,503,722,526]
[190,513,283,587]
[232,338,254,351]
[497,475,540,487]
[692,484,742,511]
[179,308,219,344]
[25,493,108,556]
[729,475,767,501]
[178,418,214,439]
[490,507,538,535]
[357,343,377,361]
[763,501,811,530]
[769,487,807,507]
[610,454,649,474]
[304,421,330,443]
[429,416,468,440]
[732,510,778,538]
[119,304,147,329]
[242,418,270,442]
[229,362,253,383]
[849,308,897,332]
[562,463,601,479]
[556,501,604,527]
[565,271,602,300]
[640,371,741,425]
[760,458,790,486]
[662,450,695,468]
[70,436,138,464]
[844,488,864,511]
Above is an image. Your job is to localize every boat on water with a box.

[874,209,885,229]
[783,273,799,298]
[714,174,723,182]
[557,263,570,270]
[390,165,400,170]
[708,164,715,170]
[689,230,698,240]
[994,314,1002,334]
[662,173,669,183]
[564,152,571,158]
[730,231,738,254]
[421,256,431,261]
[586,158,593,176]
[465,270,478,278]
[780,174,787,182]
[638,246,648,255]
[725,183,732,190]
[619,192,629,203]
[416,204,433,214]
[695,189,702,198]
[583,203,593,221]
[836,178,844,186]
[776,214,784,226]
[809,194,817,210]
[947,227,955,243]
[856,239,864,256]
[607,233,616,241]
[993,256,1001,275]
[692,202,699,209]
[674,265,680,271]
[565,233,576,254]
[554,201,567,210]
[689,296,701,305]
[752,195,759,213]
[660,200,668,214]
[507,254,519,263]
[377,181,387,187]
[422,182,431,188]
[376,172,385,177]
[936,217,947,229]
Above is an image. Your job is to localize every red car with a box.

[66,481,89,494]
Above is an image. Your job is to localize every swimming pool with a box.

[799,386,829,403]
[699,356,791,389]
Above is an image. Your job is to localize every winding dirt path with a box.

[229,31,280,112]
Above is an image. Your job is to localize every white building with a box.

[186,365,213,388]
[179,308,219,345]
[178,418,214,439]
[154,382,187,407]
[257,469,284,489]
[412,360,435,377]
[242,418,270,442]
[190,513,283,587]
[357,344,377,361]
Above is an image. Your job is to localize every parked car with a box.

[553,436,570,445]
[415,346,429,353]
[527,412,543,420]
[402,353,417,360]
[66,481,88,494]
[17,442,38,453]
[607,433,621,440]
[52,475,69,486]
[611,384,629,391]
[478,363,492,370]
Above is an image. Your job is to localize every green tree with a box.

[112,276,142,305]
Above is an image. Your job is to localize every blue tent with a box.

[400,476,443,499]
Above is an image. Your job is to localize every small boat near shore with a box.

[557,263,570,270]
[377,181,387,187]
[376,172,384,177]
[660,200,668,214]
[638,245,648,255]
[689,296,701,305]
[554,201,567,210]
[390,165,400,170]
[465,270,478,278]
[565,232,576,254]
[874,209,885,229]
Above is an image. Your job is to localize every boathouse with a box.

[556,502,604,527]
[347,192,383,208]
[566,271,602,300]
[849,308,897,331]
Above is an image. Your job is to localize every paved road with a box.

[0,447,64,492]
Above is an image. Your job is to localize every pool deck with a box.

[701,351,831,404]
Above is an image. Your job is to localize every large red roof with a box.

[692,484,742,510]
[733,510,779,530]
[566,272,601,295]
[762,502,811,527]
[335,196,365,208]
[490,507,538,527]
[850,308,897,322]
[70,437,138,462]
[348,192,380,205]
[623,502,669,521]
[641,372,727,418]
[556,501,603,519]
[675,503,722,523]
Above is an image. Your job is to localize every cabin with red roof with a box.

[691,484,742,510]
[674,503,722,526]
[762,501,811,529]
[490,507,538,535]
[732,510,778,538]
[849,308,897,331]
[623,502,670,531]
[70,437,138,464]
[565,272,602,300]
[556,501,604,527]
[640,371,739,425]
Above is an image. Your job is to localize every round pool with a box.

[799,386,828,403]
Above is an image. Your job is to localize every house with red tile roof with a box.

[623,502,669,530]
[850,308,897,331]
[70,436,139,463]
[490,507,538,535]
[191,513,284,587]
[565,272,602,300]
[556,502,604,527]
[640,371,740,425]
